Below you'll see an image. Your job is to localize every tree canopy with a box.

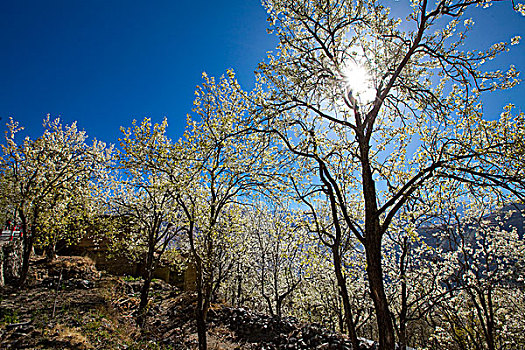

[0,1,523,350]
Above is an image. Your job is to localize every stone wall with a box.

[65,235,188,289]
[0,240,22,287]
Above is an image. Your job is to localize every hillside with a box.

[0,255,376,350]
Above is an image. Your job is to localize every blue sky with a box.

[1,1,523,144]
[0,0,276,143]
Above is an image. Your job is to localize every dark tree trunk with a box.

[333,248,360,350]
[184,218,208,350]
[196,304,207,350]
[137,231,156,326]
[236,266,242,307]
[318,157,360,350]
[18,237,32,287]
[398,236,409,350]
[366,239,396,350]
[45,243,56,262]
[195,264,208,350]
[137,271,153,326]
[17,211,33,288]
[399,272,408,350]
[486,290,496,350]
[476,287,496,350]
[276,298,282,318]
[360,140,396,350]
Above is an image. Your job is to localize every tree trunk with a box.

[186,219,208,350]
[45,243,57,262]
[0,246,4,288]
[137,233,156,326]
[196,266,207,350]
[18,237,32,287]
[236,266,242,307]
[366,241,396,350]
[399,237,409,350]
[478,287,496,350]
[137,271,153,326]
[17,212,33,288]
[333,248,360,350]
[360,143,396,350]
[196,303,207,350]
[276,298,282,318]
[399,279,407,350]
[486,292,496,350]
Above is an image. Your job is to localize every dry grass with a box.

[47,324,93,350]
[1,255,254,349]
[47,256,100,280]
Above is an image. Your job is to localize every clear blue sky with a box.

[0,1,523,144]
[0,0,276,143]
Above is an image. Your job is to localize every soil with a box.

[0,255,375,349]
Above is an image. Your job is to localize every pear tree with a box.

[0,116,111,286]
[173,70,274,350]
[257,0,524,348]
[111,117,185,325]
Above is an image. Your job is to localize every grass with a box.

[0,308,19,325]
[0,256,194,350]
[45,324,93,350]
[123,275,141,282]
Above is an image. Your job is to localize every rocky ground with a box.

[0,255,377,349]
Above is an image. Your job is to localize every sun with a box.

[342,61,375,105]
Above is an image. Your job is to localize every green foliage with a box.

[123,275,141,282]
[31,308,49,329]
[0,308,19,325]
[0,1,523,349]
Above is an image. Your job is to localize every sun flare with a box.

[342,61,375,105]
